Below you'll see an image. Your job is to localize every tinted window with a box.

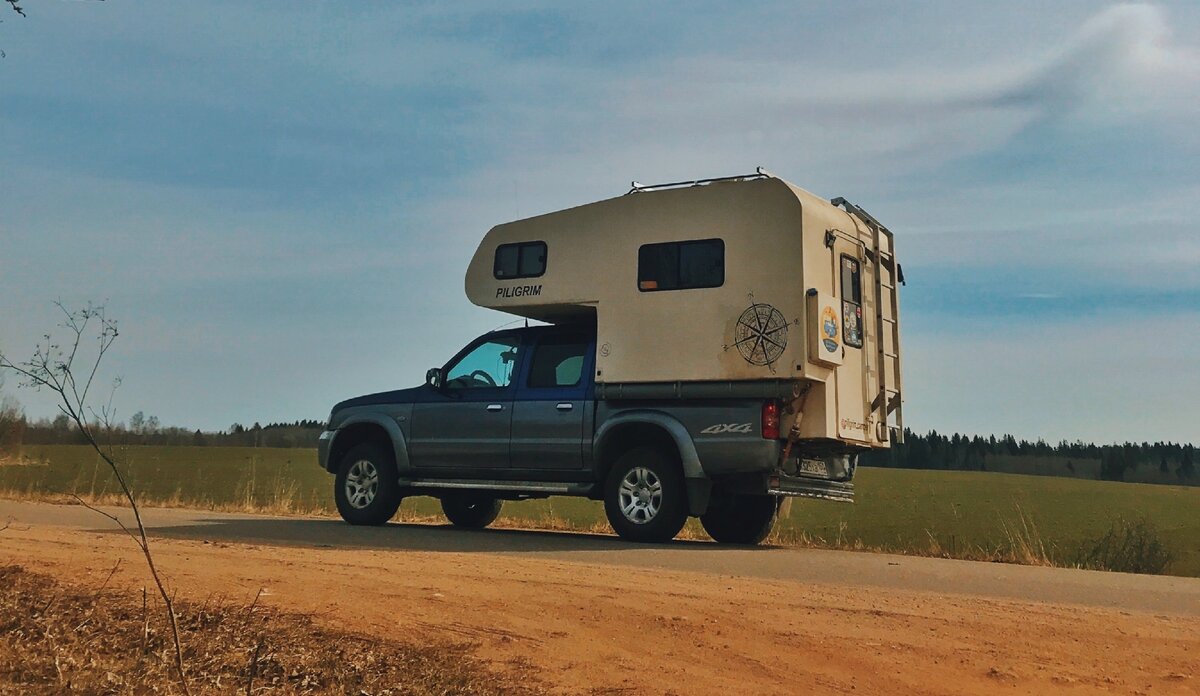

[841,255,864,348]
[637,238,724,292]
[527,336,588,388]
[494,241,547,279]
[444,336,520,388]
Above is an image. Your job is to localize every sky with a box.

[1,1,1197,443]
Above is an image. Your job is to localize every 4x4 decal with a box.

[700,423,754,435]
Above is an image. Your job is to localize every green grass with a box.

[4,445,1197,577]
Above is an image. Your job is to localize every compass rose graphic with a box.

[729,301,790,367]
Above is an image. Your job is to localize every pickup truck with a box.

[318,323,857,544]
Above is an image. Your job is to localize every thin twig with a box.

[246,638,264,696]
[91,558,123,601]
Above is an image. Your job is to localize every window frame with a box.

[493,241,548,280]
[636,238,725,293]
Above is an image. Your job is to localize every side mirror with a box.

[425,367,443,389]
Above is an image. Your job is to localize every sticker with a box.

[821,305,839,353]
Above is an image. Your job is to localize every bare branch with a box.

[0,302,190,695]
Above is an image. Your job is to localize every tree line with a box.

[861,429,1196,483]
[3,411,325,450]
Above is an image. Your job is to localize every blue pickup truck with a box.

[318,322,857,544]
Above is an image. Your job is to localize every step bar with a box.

[767,473,855,503]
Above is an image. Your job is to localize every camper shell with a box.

[466,169,904,450]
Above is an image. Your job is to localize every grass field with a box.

[3,444,1197,577]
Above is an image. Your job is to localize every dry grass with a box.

[0,486,1176,575]
[0,564,541,695]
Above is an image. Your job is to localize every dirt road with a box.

[1,500,1197,694]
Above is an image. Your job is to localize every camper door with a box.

[832,242,871,443]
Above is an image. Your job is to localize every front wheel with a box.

[604,447,689,543]
[334,443,402,525]
[441,493,502,529]
[700,494,779,545]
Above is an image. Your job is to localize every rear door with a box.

[833,244,872,444]
[509,331,593,471]
[408,333,521,472]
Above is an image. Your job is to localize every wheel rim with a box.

[345,459,379,509]
[618,466,662,525]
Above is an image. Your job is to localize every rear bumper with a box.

[767,473,854,503]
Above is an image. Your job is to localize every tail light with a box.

[761,400,781,440]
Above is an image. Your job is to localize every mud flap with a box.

[685,477,713,516]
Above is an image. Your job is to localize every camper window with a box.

[494,241,547,280]
[527,335,588,388]
[637,238,724,292]
[841,255,864,348]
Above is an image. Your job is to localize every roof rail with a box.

[626,166,773,195]
[830,197,891,236]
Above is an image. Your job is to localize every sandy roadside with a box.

[1,512,1196,695]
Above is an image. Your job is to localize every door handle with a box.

[556,403,573,411]
[486,404,504,412]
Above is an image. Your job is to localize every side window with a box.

[841,255,864,348]
[527,335,588,388]
[494,241,547,280]
[444,336,520,389]
[637,238,724,292]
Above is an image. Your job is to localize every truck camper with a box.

[319,169,904,544]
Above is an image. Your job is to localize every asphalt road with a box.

[3,499,1197,616]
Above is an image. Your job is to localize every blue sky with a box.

[1,2,1197,443]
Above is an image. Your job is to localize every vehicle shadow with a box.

[125,516,754,554]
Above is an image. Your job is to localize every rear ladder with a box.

[831,197,905,444]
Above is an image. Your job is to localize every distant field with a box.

[3,444,1197,577]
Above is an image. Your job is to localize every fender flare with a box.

[594,410,710,515]
[594,409,706,480]
[329,413,412,475]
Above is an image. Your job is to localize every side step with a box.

[399,478,597,498]
[767,474,854,503]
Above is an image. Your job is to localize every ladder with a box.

[830,197,905,444]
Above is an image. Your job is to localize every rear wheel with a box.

[334,443,402,526]
[700,494,779,545]
[604,447,689,543]
[441,493,502,529]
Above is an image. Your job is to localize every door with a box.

[409,334,521,471]
[510,332,592,471]
[833,244,872,444]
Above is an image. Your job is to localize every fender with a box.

[329,412,413,475]
[593,409,705,480]
[594,410,711,515]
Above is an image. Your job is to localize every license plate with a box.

[799,459,829,478]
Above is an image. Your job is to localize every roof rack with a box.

[626,166,773,195]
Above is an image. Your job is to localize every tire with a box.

[603,446,689,543]
[700,494,779,545]
[334,442,402,526]
[441,493,502,529]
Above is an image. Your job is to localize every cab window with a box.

[527,335,588,388]
[444,336,520,388]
